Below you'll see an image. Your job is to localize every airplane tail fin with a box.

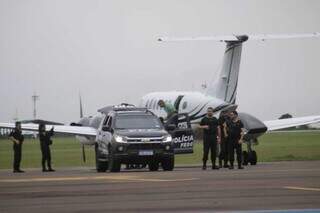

[158,33,320,104]
[206,35,248,103]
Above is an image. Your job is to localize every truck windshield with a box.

[115,115,163,130]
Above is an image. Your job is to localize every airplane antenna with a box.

[32,92,39,119]
[79,94,84,118]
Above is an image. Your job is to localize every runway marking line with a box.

[284,186,320,192]
[0,175,199,183]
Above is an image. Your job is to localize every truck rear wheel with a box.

[97,161,108,172]
[162,156,174,171]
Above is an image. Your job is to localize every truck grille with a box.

[127,143,163,150]
[126,137,163,143]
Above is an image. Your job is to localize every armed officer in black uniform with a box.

[199,107,221,170]
[9,122,25,173]
[218,111,229,168]
[226,111,244,169]
[38,123,55,172]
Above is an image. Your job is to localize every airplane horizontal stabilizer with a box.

[264,115,320,131]
[158,32,320,42]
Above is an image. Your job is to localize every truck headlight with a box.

[114,135,126,143]
[162,135,172,143]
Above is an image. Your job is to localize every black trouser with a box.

[202,134,217,166]
[228,138,242,167]
[219,138,228,165]
[41,145,52,170]
[13,144,22,171]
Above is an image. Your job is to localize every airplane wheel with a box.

[161,156,175,171]
[250,151,257,165]
[148,161,159,171]
[242,151,249,166]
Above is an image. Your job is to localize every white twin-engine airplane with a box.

[1,33,320,165]
[139,33,320,163]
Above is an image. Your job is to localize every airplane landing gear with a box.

[242,139,258,165]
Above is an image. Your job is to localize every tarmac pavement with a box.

[0,161,320,212]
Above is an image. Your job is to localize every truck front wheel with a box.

[161,156,174,171]
[148,161,159,171]
[109,156,121,172]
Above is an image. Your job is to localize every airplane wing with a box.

[19,119,64,125]
[0,123,97,136]
[264,115,320,131]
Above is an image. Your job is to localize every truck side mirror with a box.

[166,124,176,131]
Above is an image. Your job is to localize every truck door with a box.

[167,113,194,154]
[97,115,113,144]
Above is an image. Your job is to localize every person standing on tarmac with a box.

[38,124,55,172]
[218,111,230,168]
[226,111,245,169]
[158,100,178,126]
[9,122,25,173]
[199,107,221,170]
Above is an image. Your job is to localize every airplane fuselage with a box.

[139,91,236,124]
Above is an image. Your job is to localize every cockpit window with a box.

[114,115,163,130]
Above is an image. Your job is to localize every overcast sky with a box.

[0,0,319,124]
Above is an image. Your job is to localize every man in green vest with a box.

[158,100,178,126]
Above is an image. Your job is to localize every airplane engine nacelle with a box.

[76,135,95,145]
[238,112,267,141]
[71,117,96,145]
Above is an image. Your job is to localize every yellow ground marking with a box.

[284,186,320,192]
[0,175,198,183]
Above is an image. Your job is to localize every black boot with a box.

[212,165,219,170]
[202,161,207,170]
[238,163,244,169]
[212,161,219,170]
[229,162,234,170]
[223,161,229,168]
